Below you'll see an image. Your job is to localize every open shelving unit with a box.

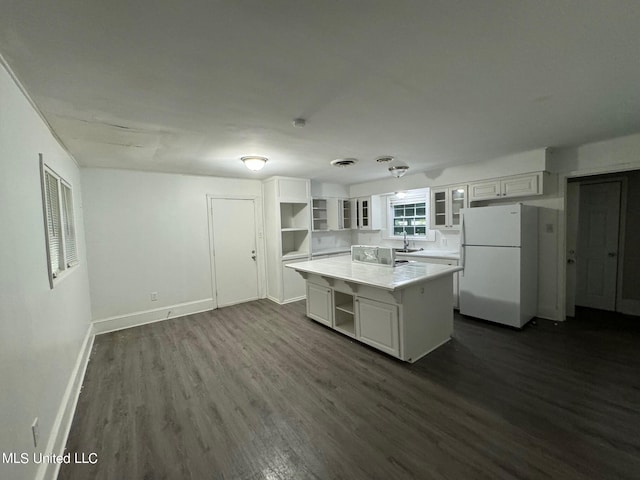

[280,201,310,257]
[334,291,355,337]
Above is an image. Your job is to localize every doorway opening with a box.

[565,170,640,317]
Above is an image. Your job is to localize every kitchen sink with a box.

[394,248,424,253]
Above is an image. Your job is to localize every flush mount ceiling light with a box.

[389,164,409,178]
[330,158,358,167]
[241,156,268,171]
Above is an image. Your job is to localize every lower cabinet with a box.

[399,256,460,309]
[306,282,332,327]
[355,297,399,356]
[306,281,399,356]
[282,258,308,302]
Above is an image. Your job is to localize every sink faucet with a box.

[403,230,409,250]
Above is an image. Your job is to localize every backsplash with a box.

[352,229,461,252]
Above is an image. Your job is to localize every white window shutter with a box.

[44,171,62,276]
[61,183,78,266]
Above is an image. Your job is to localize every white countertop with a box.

[395,249,460,260]
[286,256,462,291]
[311,248,351,256]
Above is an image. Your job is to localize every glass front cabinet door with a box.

[430,185,467,230]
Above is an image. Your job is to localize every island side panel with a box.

[400,275,454,362]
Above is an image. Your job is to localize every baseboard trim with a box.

[266,295,306,305]
[537,307,562,321]
[35,325,94,480]
[92,298,215,335]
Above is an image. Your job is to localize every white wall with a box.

[0,61,92,480]
[550,134,640,316]
[347,137,640,321]
[81,168,264,326]
[349,148,548,197]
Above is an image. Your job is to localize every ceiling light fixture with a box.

[292,118,306,128]
[241,156,268,171]
[389,164,409,178]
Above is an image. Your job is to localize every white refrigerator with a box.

[459,204,538,328]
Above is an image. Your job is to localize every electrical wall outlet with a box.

[150,292,158,301]
[32,418,39,447]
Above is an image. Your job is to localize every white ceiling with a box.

[2,1,640,184]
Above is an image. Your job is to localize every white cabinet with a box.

[334,290,355,336]
[469,173,542,202]
[399,255,460,308]
[311,198,352,231]
[311,198,328,231]
[338,199,352,229]
[355,195,381,230]
[430,185,467,230]
[306,282,333,327]
[278,178,310,202]
[356,297,399,356]
[263,177,311,304]
[282,258,308,302]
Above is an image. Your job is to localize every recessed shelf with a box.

[336,303,354,315]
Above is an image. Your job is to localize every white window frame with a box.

[386,188,436,241]
[40,155,79,288]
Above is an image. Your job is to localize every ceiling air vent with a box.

[330,158,358,167]
[375,155,395,163]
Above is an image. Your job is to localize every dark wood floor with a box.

[58,301,640,480]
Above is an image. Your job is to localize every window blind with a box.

[45,171,62,276]
[62,183,78,266]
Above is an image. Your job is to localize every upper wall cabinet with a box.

[430,185,467,231]
[311,198,328,231]
[469,172,543,202]
[355,196,381,230]
[338,199,352,230]
[278,178,310,202]
[311,198,352,231]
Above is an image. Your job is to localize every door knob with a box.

[607,252,617,257]
[251,254,257,260]
[567,258,575,264]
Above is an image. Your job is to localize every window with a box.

[40,157,78,287]
[387,188,433,239]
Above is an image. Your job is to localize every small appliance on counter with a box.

[351,245,395,266]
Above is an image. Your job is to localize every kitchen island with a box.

[286,256,462,362]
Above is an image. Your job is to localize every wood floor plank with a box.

[58,302,640,480]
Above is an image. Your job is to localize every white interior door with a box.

[575,182,621,311]
[565,182,580,317]
[211,198,259,307]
